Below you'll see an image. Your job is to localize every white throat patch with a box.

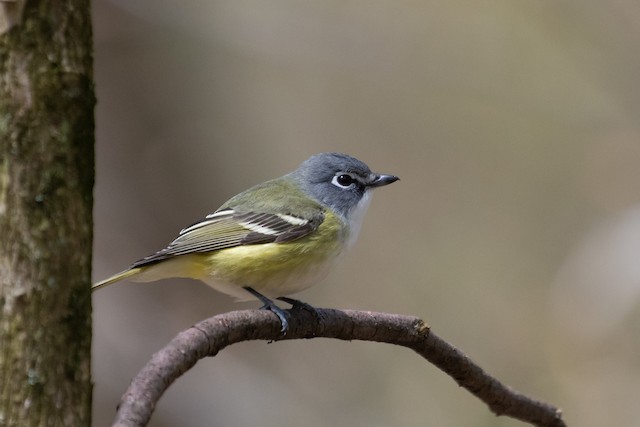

[346,190,373,248]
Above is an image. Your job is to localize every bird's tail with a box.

[92,268,142,291]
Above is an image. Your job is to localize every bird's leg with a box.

[277,297,321,323]
[277,296,313,311]
[243,287,289,333]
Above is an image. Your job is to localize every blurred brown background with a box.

[92,2,640,426]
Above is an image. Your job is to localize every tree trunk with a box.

[0,1,94,426]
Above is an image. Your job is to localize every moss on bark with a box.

[0,2,94,425]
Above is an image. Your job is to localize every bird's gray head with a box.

[291,152,398,219]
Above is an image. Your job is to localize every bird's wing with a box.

[131,209,324,267]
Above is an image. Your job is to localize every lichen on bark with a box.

[0,2,94,425]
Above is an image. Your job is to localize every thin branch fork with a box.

[111,308,565,427]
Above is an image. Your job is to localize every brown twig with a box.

[111,308,565,427]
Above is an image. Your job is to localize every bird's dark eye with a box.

[336,174,354,186]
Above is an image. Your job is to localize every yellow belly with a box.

[203,212,345,299]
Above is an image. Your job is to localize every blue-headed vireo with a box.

[93,152,398,331]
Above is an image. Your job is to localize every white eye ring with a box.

[331,173,356,188]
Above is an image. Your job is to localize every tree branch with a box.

[111,308,565,427]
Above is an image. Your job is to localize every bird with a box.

[93,152,398,331]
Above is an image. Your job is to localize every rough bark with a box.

[0,1,94,426]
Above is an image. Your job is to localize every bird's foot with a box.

[278,297,321,323]
[244,287,290,333]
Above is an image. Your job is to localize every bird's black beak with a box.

[368,173,399,188]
